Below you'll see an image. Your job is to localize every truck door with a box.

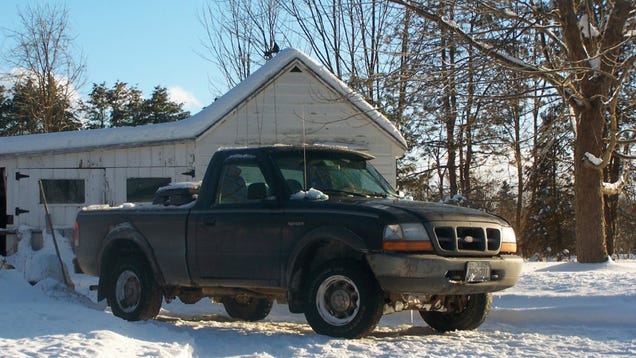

[189,157,283,285]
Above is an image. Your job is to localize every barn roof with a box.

[0,48,407,158]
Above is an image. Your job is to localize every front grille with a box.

[433,225,502,255]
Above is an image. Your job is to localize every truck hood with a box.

[363,199,509,225]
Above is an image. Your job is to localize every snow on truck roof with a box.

[0,48,406,158]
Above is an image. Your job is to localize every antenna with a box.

[302,105,308,191]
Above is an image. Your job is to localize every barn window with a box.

[40,179,85,204]
[127,177,171,202]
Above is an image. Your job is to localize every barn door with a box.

[14,168,106,229]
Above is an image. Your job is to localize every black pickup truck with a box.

[74,145,522,338]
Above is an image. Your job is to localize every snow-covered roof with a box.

[0,48,407,158]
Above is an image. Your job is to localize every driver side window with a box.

[216,161,272,205]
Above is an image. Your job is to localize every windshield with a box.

[272,150,397,198]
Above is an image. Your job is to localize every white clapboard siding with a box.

[2,141,197,228]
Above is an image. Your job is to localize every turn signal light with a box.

[383,240,433,252]
[500,242,517,254]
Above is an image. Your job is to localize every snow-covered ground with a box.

[1,230,635,357]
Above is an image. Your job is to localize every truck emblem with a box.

[463,235,474,243]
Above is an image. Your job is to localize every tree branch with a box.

[388,0,566,87]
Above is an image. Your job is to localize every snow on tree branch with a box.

[583,152,604,167]
[586,128,636,195]
[602,170,628,196]
[578,14,601,39]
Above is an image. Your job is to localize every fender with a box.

[285,225,368,285]
[97,222,166,299]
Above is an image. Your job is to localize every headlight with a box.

[383,223,432,251]
[383,223,430,241]
[501,226,517,253]
[501,226,516,243]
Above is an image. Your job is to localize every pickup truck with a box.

[74,145,522,338]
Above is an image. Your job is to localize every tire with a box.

[304,260,384,339]
[222,295,274,321]
[105,256,162,321]
[419,293,492,332]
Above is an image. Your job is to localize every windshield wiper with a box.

[322,189,368,197]
[368,192,389,198]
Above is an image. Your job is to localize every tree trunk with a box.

[573,105,608,263]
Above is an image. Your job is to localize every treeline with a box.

[0,81,189,136]
[82,82,189,129]
[201,0,636,259]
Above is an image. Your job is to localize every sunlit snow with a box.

[1,229,634,357]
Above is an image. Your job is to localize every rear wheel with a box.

[419,293,492,332]
[105,256,162,321]
[222,295,274,321]
[304,260,384,339]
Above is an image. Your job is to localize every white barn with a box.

[0,48,407,255]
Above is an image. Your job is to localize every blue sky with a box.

[0,0,225,114]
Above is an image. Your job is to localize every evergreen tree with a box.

[107,81,143,127]
[493,181,517,226]
[82,82,190,128]
[520,107,575,257]
[4,79,42,135]
[84,83,110,129]
[139,86,190,125]
[0,86,10,135]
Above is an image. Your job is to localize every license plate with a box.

[465,262,490,283]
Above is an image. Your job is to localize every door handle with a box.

[205,217,216,226]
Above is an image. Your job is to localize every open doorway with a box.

[1,168,6,256]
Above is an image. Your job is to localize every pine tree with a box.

[84,83,110,129]
[138,86,190,125]
[0,86,10,135]
[521,107,575,257]
[82,82,190,128]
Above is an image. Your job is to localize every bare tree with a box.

[391,0,636,263]
[200,0,283,91]
[3,3,85,133]
[282,0,398,106]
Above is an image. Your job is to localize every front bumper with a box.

[366,253,523,295]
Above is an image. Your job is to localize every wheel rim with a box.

[115,269,141,313]
[234,295,253,306]
[315,274,360,326]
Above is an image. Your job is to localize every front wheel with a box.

[304,260,384,339]
[105,256,162,321]
[222,295,274,321]
[419,293,492,332]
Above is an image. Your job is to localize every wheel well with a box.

[100,240,145,272]
[98,239,149,301]
[288,239,367,313]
